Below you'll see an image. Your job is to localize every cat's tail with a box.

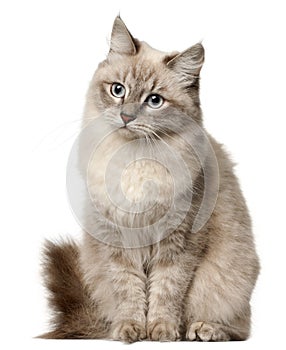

[38,239,110,339]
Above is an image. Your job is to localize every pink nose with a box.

[120,113,136,125]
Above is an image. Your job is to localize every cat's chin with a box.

[117,126,145,140]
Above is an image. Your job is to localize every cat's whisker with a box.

[35,118,88,151]
[153,125,182,144]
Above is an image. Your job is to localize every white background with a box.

[0,0,285,349]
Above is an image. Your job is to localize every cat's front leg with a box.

[109,255,147,342]
[147,247,193,341]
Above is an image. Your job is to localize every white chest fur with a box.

[87,134,174,225]
[76,127,199,246]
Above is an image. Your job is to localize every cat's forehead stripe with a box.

[116,62,161,94]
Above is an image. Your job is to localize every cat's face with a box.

[86,17,204,140]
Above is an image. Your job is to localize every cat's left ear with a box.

[166,43,204,81]
[109,16,137,55]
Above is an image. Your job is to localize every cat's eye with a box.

[145,94,164,109]
[110,83,126,98]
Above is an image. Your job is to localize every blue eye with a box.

[146,94,164,109]
[111,83,126,98]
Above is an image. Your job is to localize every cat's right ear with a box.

[166,43,205,80]
[109,16,137,55]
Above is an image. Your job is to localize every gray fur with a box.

[41,16,260,342]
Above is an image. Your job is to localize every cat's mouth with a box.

[118,124,154,139]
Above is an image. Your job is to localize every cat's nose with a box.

[120,112,136,125]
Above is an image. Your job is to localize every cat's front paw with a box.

[147,319,180,341]
[111,320,146,343]
[186,321,231,341]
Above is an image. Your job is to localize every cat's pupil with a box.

[151,95,160,104]
[115,85,123,94]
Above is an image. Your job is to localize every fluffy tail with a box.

[39,239,110,339]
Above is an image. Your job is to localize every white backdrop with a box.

[0,0,285,349]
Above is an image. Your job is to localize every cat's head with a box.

[85,16,204,139]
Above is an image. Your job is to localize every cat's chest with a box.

[80,132,197,242]
[88,149,172,207]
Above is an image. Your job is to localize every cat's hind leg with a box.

[186,320,248,341]
[184,247,258,341]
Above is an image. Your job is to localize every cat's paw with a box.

[186,321,231,341]
[111,320,146,343]
[147,319,180,341]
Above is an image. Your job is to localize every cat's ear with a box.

[166,43,204,81]
[109,16,137,55]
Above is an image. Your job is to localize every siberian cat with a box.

[41,16,260,342]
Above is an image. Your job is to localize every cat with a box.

[41,16,260,342]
